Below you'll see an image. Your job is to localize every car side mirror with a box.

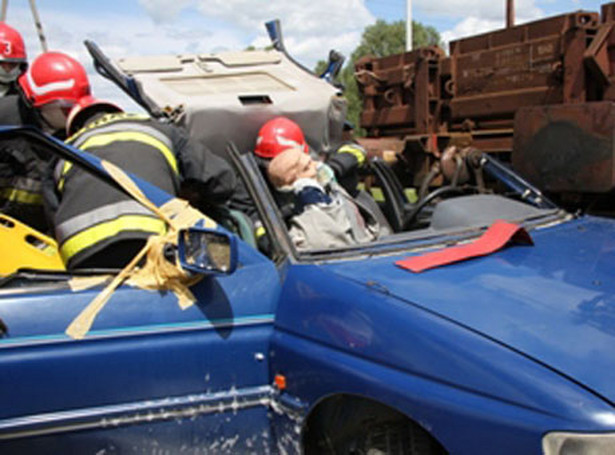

[177,227,237,275]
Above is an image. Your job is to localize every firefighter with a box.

[0,51,85,232]
[49,97,237,270]
[0,22,27,97]
[18,51,91,138]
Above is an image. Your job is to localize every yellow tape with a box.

[66,244,149,339]
[65,160,217,340]
[125,199,207,310]
[68,275,112,292]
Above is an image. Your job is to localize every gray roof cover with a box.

[116,50,347,156]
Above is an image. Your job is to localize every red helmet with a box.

[0,22,26,64]
[66,95,123,136]
[254,117,308,159]
[19,52,90,107]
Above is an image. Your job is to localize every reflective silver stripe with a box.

[53,159,65,183]
[71,122,173,152]
[55,200,153,241]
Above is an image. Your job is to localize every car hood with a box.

[326,217,615,404]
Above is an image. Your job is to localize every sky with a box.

[3,0,608,109]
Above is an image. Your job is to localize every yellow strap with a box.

[69,275,112,292]
[0,187,43,205]
[338,144,366,167]
[79,131,179,175]
[60,215,166,263]
[65,159,217,340]
[66,239,150,339]
[102,161,173,225]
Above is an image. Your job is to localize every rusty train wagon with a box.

[356,2,615,213]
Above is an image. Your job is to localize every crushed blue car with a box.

[1,39,615,455]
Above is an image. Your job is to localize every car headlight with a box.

[543,432,615,454]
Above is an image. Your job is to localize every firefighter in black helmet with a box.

[49,96,236,270]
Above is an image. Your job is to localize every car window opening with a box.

[238,95,273,105]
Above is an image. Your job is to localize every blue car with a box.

[1,45,615,455]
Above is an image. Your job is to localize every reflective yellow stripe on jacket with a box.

[338,144,366,167]
[68,113,151,140]
[79,132,178,174]
[0,187,43,204]
[57,160,73,192]
[57,130,179,192]
[60,215,165,263]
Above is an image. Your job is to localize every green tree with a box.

[315,20,440,136]
[245,44,274,51]
[351,19,440,61]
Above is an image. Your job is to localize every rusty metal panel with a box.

[449,12,599,125]
[513,102,615,193]
[603,2,615,22]
[357,10,602,139]
[356,47,445,137]
[453,38,560,98]
[585,5,615,101]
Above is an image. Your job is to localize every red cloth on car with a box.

[395,221,533,273]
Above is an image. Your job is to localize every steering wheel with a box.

[402,185,476,230]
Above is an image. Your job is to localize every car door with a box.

[0,130,281,454]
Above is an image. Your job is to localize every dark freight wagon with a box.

[356,2,615,213]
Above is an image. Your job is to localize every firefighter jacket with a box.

[0,94,49,232]
[52,113,236,269]
[326,141,366,197]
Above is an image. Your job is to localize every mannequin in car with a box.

[267,147,380,251]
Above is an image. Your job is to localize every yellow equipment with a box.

[0,214,64,275]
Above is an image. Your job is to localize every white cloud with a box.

[415,0,543,22]
[0,0,376,111]
[4,4,250,110]
[139,0,375,67]
[441,17,504,47]
[138,0,194,22]
[431,0,545,49]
